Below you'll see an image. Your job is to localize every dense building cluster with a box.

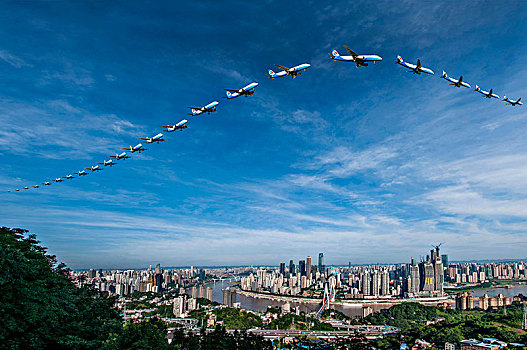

[79,263,209,295]
[240,247,446,299]
[446,262,527,284]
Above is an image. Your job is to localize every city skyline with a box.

[1,1,527,268]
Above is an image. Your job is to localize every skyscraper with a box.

[279,262,286,276]
[206,287,213,302]
[410,263,420,294]
[306,256,312,279]
[289,260,296,276]
[299,260,306,276]
[318,253,324,270]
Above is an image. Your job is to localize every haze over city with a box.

[1,1,527,269]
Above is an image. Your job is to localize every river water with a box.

[206,281,527,317]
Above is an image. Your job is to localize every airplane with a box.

[98,159,116,167]
[396,56,434,75]
[122,143,148,153]
[63,174,75,180]
[475,85,499,99]
[267,63,311,79]
[161,119,189,132]
[41,182,51,186]
[223,82,259,99]
[85,165,103,172]
[328,46,382,67]
[15,189,20,192]
[32,185,39,189]
[441,71,470,88]
[110,152,131,160]
[187,101,219,116]
[140,133,165,144]
[53,178,64,182]
[503,96,522,106]
[75,170,89,176]
[23,187,29,190]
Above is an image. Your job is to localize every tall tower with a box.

[318,253,324,271]
[306,256,312,279]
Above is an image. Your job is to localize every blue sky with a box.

[1,1,527,269]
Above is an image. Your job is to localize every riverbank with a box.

[236,289,452,306]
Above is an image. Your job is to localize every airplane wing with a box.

[223,89,239,92]
[275,64,291,72]
[187,107,202,109]
[344,46,358,57]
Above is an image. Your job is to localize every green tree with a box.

[0,227,122,349]
[101,317,172,350]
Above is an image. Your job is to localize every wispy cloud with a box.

[0,50,31,68]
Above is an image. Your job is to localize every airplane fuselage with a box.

[396,57,434,75]
[224,82,259,99]
[475,86,499,99]
[441,72,470,88]
[330,51,382,67]
[189,101,219,115]
[268,63,311,79]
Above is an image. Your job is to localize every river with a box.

[205,280,527,317]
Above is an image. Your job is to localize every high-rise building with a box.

[306,256,312,279]
[173,296,186,317]
[409,263,420,294]
[206,287,213,302]
[299,260,306,276]
[279,262,286,276]
[381,270,389,296]
[289,260,296,276]
[419,257,435,293]
[223,288,232,307]
[222,288,236,307]
[318,253,324,271]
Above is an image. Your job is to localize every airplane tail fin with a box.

[396,55,403,64]
[226,91,232,98]
[475,85,480,91]
[268,69,275,76]
[503,96,507,101]
[331,50,339,57]
[441,71,447,78]
[416,59,422,68]
[517,97,521,102]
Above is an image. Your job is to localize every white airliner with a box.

[140,133,165,144]
[267,63,311,79]
[329,46,382,67]
[85,165,103,172]
[98,160,116,167]
[396,56,434,75]
[503,96,522,106]
[75,170,89,176]
[41,182,51,186]
[475,85,500,99]
[122,144,148,153]
[187,101,219,116]
[53,178,64,182]
[162,119,189,132]
[110,152,131,160]
[32,185,39,188]
[62,174,75,180]
[441,71,470,88]
[223,82,259,99]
